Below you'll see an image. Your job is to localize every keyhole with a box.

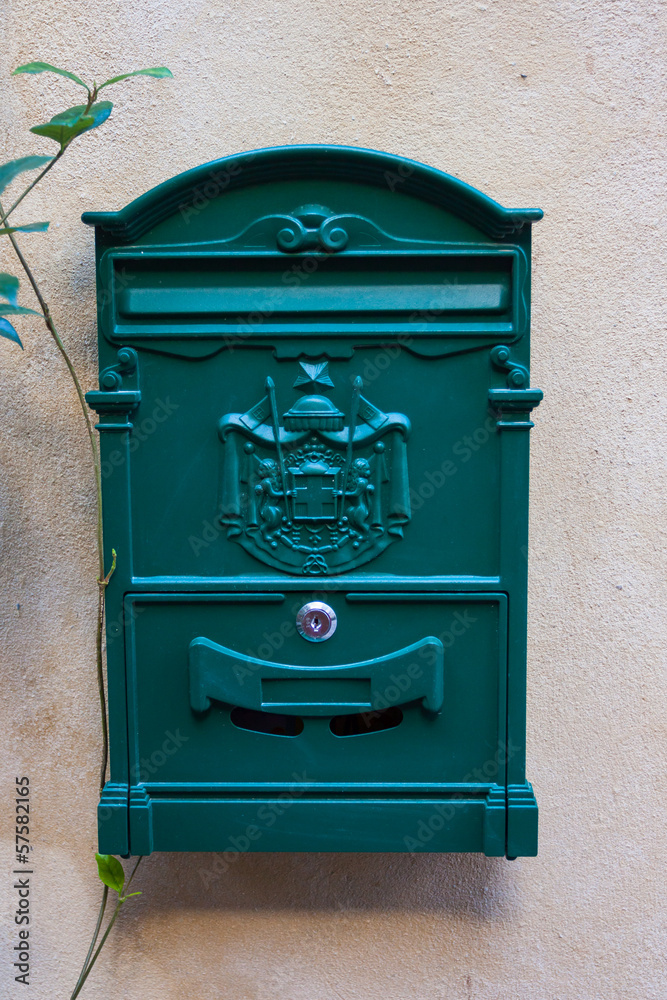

[296,602,337,642]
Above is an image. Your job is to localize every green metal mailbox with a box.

[83,145,543,858]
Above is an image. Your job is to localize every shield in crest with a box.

[289,458,341,522]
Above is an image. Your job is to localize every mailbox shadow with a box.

[132,851,520,920]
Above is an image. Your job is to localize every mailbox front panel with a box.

[126,593,506,785]
[85,146,542,857]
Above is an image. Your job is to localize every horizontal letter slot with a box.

[262,678,372,709]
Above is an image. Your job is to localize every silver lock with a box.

[296,601,337,642]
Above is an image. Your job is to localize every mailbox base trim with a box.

[107,781,538,858]
[507,782,539,857]
[98,782,130,856]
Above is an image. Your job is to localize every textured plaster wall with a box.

[1,1,665,998]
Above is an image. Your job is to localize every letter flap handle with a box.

[189,636,444,716]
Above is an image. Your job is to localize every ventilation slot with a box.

[230,707,304,737]
[329,707,403,737]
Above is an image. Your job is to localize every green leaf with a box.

[0,317,23,348]
[12,61,89,90]
[0,155,53,195]
[30,101,112,149]
[0,304,40,317]
[95,854,125,894]
[0,273,20,304]
[0,221,49,236]
[98,66,173,90]
[120,891,142,901]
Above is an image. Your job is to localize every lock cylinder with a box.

[296,602,337,642]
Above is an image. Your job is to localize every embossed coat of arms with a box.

[218,361,411,574]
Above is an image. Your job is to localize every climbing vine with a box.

[1,59,172,997]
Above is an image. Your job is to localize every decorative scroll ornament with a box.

[85,347,141,431]
[275,204,349,254]
[490,345,529,388]
[488,345,542,428]
[218,361,411,575]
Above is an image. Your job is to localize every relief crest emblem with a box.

[218,361,411,575]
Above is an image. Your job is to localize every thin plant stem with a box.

[3,69,165,999]
[69,858,142,1000]
[0,192,110,790]
[69,897,122,1000]
[3,150,63,222]
[1,124,119,999]
[4,86,96,224]
[69,885,109,1000]
[125,856,143,889]
[0,198,103,575]
[96,583,110,793]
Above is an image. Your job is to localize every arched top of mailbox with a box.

[82,145,542,243]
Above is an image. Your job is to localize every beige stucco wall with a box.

[1,1,665,997]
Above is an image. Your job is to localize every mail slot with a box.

[84,145,543,857]
[261,678,372,708]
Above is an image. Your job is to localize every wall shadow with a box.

[122,850,521,922]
